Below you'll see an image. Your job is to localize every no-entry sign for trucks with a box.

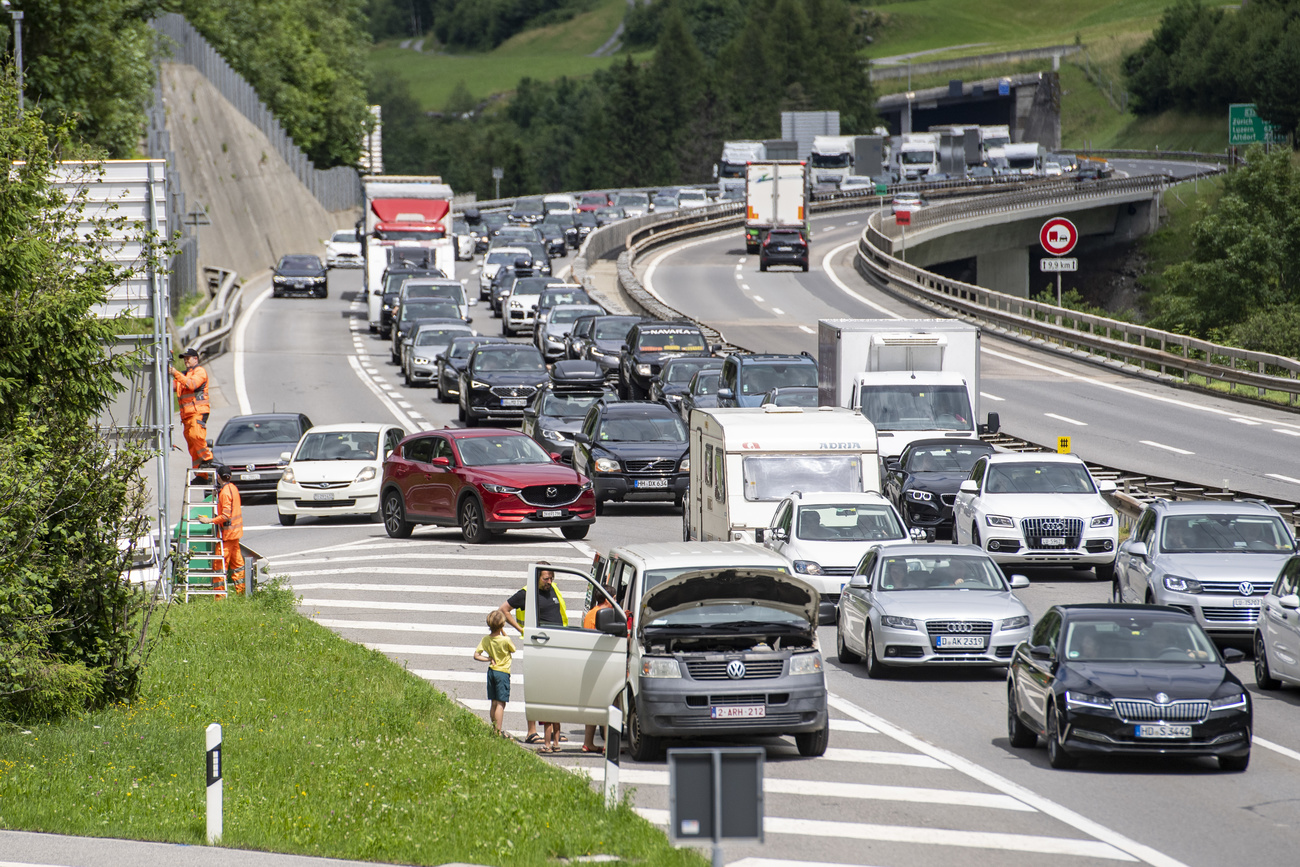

[1040,218,1077,256]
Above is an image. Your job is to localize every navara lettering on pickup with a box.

[819,442,861,449]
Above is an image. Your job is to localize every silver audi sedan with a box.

[835,543,1033,677]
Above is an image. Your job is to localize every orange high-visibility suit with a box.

[172,364,214,467]
[213,480,244,594]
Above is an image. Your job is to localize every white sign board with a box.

[1040,258,1078,272]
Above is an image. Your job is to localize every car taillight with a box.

[627,611,634,634]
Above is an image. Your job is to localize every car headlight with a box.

[906,490,934,502]
[1065,691,1113,711]
[1163,575,1202,593]
[590,348,613,360]
[679,457,690,472]
[1210,693,1248,710]
[580,480,593,492]
[985,515,1015,528]
[594,457,621,473]
[273,276,287,283]
[510,300,524,308]
[793,560,823,575]
[413,357,430,365]
[636,363,652,376]
[1090,514,1114,527]
[881,614,917,630]
[788,652,823,676]
[281,467,296,484]
[354,466,376,483]
[541,429,567,443]
[482,483,521,494]
[641,657,681,678]
[999,615,1030,632]
[471,380,490,389]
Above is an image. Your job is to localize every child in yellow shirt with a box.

[474,609,518,737]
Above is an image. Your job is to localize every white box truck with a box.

[360,175,457,333]
[810,135,856,190]
[817,319,1000,459]
[897,133,940,181]
[716,140,766,196]
[1002,142,1044,176]
[684,406,881,543]
[745,160,809,254]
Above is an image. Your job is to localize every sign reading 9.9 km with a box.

[1040,217,1078,257]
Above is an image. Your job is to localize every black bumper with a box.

[595,474,687,503]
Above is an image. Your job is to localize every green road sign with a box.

[875,183,888,195]
[1229,104,1285,146]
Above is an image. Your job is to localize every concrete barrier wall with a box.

[871,44,1082,81]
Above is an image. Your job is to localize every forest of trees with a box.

[366,0,598,50]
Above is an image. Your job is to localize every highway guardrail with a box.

[174,267,242,359]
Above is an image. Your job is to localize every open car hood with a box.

[639,568,817,629]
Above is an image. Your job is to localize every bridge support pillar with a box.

[976,247,1029,298]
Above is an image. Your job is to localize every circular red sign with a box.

[1040,218,1077,256]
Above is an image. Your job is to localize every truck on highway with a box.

[744,160,809,254]
[816,319,999,459]
[716,140,766,196]
[1002,142,1044,176]
[683,405,881,544]
[809,135,856,190]
[896,133,940,181]
[360,175,456,333]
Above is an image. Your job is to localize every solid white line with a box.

[299,598,496,614]
[289,578,586,593]
[1139,440,1193,456]
[828,694,1183,867]
[1229,418,1260,425]
[799,325,814,334]
[821,748,948,769]
[346,355,422,432]
[314,619,489,636]
[277,553,589,567]
[981,391,1005,401]
[366,643,519,658]
[412,668,519,683]
[1044,413,1087,427]
[771,307,785,315]
[635,809,1132,860]
[828,719,876,734]
[1276,429,1300,437]
[1266,473,1300,486]
[285,569,585,581]
[1254,736,1300,764]
[821,241,902,319]
[233,285,274,415]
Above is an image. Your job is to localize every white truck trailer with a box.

[360,175,456,333]
[744,160,810,253]
[683,406,881,543]
[896,133,940,181]
[817,319,1000,459]
[716,140,766,196]
[809,135,856,190]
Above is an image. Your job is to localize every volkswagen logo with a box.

[947,622,973,634]
[246,462,256,473]
[1239,582,1254,597]
[1155,692,1170,705]
[726,660,746,680]
[546,486,557,498]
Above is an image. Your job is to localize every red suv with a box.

[381,428,596,543]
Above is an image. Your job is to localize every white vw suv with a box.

[952,452,1118,580]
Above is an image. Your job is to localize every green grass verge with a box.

[0,589,703,866]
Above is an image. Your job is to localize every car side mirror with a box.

[959,480,979,493]
[1126,541,1148,558]
[980,411,1001,435]
[770,527,788,543]
[550,452,562,463]
[279,451,292,462]
[754,528,766,543]
[909,527,929,542]
[435,353,445,362]
[1221,647,1246,663]
[1029,645,1055,661]
[1279,594,1300,610]
[621,344,629,353]
[718,387,734,400]
[1009,574,1030,589]
[1096,480,1116,493]
[848,573,869,588]
[884,457,901,471]
[431,456,450,467]
[574,432,590,444]
[467,317,473,324]
[595,606,627,636]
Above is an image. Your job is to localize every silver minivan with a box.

[1255,554,1300,690]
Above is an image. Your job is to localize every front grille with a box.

[669,712,804,727]
[925,621,993,636]
[1197,579,1270,596]
[294,499,358,508]
[299,481,351,489]
[625,458,678,474]
[686,659,784,680]
[489,385,538,398]
[1113,699,1209,724]
[820,566,856,577]
[1021,517,1083,550]
[518,484,580,507]
[708,693,767,705]
[940,493,957,507]
[1201,606,1261,623]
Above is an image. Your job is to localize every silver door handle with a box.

[532,632,550,643]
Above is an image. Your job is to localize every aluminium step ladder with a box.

[178,468,228,599]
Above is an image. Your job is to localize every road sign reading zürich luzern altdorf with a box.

[1229,104,1285,146]
[1040,217,1077,256]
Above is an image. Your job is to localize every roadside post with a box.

[1057,436,1072,454]
[1039,217,1078,305]
[492,166,504,200]
[896,208,910,262]
[604,703,622,808]
[206,723,222,844]
[668,747,764,867]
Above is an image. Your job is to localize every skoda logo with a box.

[1239,582,1254,596]
[726,660,746,680]
[1155,692,1170,705]
[246,462,256,473]
[546,486,557,498]
[947,622,973,634]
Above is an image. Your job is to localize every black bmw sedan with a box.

[1007,604,1251,771]
[883,439,994,539]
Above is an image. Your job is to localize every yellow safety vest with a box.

[516,584,568,633]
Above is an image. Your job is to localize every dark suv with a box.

[759,228,809,272]
[458,343,549,427]
[618,320,711,399]
[717,352,818,408]
[572,400,689,514]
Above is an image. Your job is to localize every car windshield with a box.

[905,443,993,472]
[1160,514,1294,553]
[540,393,600,418]
[330,231,354,243]
[766,232,803,244]
[664,358,718,384]
[796,505,904,541]
[615,193,648,206]
[279,256,320,270]
[811,152,851,168]
[486,250,526,266]
[402,301,459,321]
[405,284,462,302]
[691,371,720,395]
[859,384,972,431]
[549,307,594,325]
[474,347,545,371]
[877,555,1007,591]
[984,463,1096,494]
[415,328,468,346]
[596,414,686,443]
[540,291,588,307]
[769,389,818,407]
[295,431,379,461]
[456,435,552,466]
[581,194,607,206]
[216,418,302,445]
[742,455,863,501]
[740,362,816,395]
[901,152,934,165]
[1063,617,1218,663]
[375,228,443,240]
[594,319,637,340]
[637,328,706,352]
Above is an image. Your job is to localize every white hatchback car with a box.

[952,452,1118,580]
[324,229,362,269]
[479,246,532,299]
[276,424,406,525]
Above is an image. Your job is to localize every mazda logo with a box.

[946,622,973,634]
[1239,582,1254,596]
[546,486,557,498]
[726,660,746,680]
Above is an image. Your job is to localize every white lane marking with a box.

[300,598,496,614]
[799,325,815,334]
[824,225,836,231]
[314,619,492,636]
[398,401,413,409]
[829,694,1183,867]
[267,537,378,560]
[233,285,274,415]
[288,579,588,594]
[731,860,883,867]
[981,391,1005,401]
[345,355,423,432]
[1266,473,1300,485]
[741,283,751,291]
[279,553,588,567]
[287,570,587,582]
[1230,418,1261,425]
[738,257,747,265]
[822,241,903,319]
[1254,736,1300,764]
[845,220,860,226]
[562,766,1033,812]
[635,808,1133,860]
[821,748,947,769]
[1276,429,1300,437]
[644,235,741,306]
[735,264,743,271]
[771,307,786,315]
[828,719,876,734]
[1044,413,1087,426]
[409,411,424,418]
[367,642,522,658]
[752,295,765,302]
[1139,440,1193,455]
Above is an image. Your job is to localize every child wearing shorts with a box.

[474,610,517,737]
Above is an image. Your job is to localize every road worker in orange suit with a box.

[197,465,244,596]
[170,348,214,469]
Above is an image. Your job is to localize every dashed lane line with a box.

[981,392,1005,401]
[1044,413,1087,426]
[346,354,426,432]
[1139,440,1193,456]
[1266,473,1300,486]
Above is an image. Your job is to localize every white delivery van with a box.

[684,406,880,544]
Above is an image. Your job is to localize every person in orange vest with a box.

[196,465,244,596]
[170,348,214,469]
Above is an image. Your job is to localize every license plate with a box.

[1040,537,1066,547]
[239,473,261,481]
[776,245,792,251]
[538,509,565,519]
[500,398,528,407]
[634,478,670,489]
[1233,598,1263,608]
[312,492,335,501]
[935,635,985,649]
[1136,724,1192,739]
[711,705,765,719]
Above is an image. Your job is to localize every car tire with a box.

[759,260,768,272]
[502,321,512,337]
[1094,561,1115,582]
[836,625,860,664]
[1256,632,1281,690]
[626,692,662,762]
[1007,686,1037,748]
[794,718,830,757]
[457,399,466,422]
[464,412,479,428]
[561,524,589,540]
[971,525,981,550]
[272,289,282,298]
[277,510,296,527]
[594,499,605,517]
[864,627,889,679]
[1219,751,1251,772]
[437,382,452,404]
[459,496,491,544]
[382,491,414,539]
[318,288,328,298]
[402,367,411,386]
[801,261,809,272]
[369,324,377,334]
[1045,704,1077,769]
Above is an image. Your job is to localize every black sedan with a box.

[883,439,994,539]
[272,255,327,298]
[649,356,722,416]
[1008,604,1251,771]
[436,336,508,403]
[458,344,549,427]
[677,369,721,423]
[521,386,607,463]
[211,413,313,495]
[575,315,642,375]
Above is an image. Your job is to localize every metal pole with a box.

[711,750,724,867]
[8,9,22,117]
[1057,271,1062,306]
[206,723,223,844]
[604,703,622,808]
[494,176,501,200]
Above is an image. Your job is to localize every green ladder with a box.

[179,468,227,599]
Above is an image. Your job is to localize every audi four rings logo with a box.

[1240,582,1254,596]
[945,622,973,633]
[546,486,557,498]
[726,660,746,679]
[1041,520,1064,532]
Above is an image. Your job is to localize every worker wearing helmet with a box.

[171,348,214,468]
[197,465,244,596]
